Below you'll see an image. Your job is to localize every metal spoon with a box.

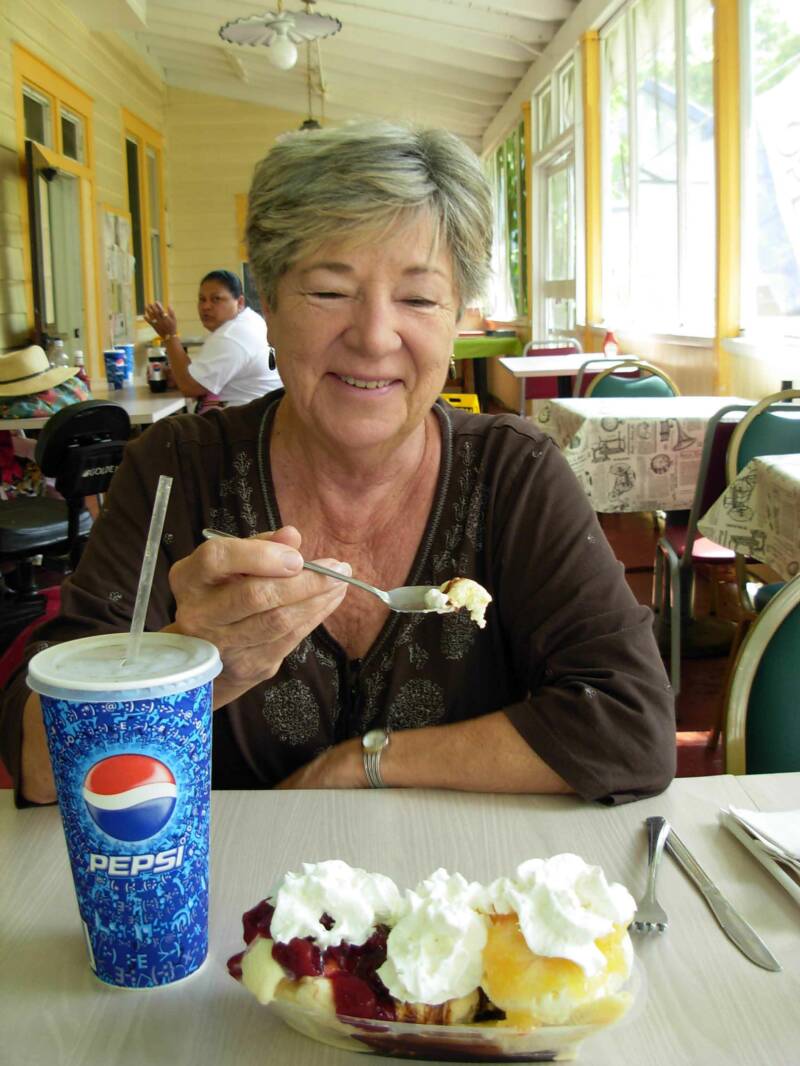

[201,528,445,614]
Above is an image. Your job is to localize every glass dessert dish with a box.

[268,959,643,1062]
[228,857,644,1062]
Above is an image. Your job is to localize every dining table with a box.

[0,382,187,432]
[453,333,522,413]
[498,352,618,413]
[1,774,798,1065]
[535,395,752,513]
[698,453,800,580]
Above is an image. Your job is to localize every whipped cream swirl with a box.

[378,870,488,1005]
[269,859,403,950]
[487,853,636,976]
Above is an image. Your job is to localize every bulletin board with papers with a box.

[100,205,135,347]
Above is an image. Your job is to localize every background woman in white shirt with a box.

[145,269,282,410]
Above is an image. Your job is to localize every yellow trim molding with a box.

[12,44,99,367]
[581,30,601,347]
[713,0,741,395]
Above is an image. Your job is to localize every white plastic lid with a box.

[28,632,222,702]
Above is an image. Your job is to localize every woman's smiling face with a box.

[263,214,459,454]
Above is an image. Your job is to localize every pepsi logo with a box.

[83,755,177,842]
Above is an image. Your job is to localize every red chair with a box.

[652,403,751,694]
[519,337,583,410]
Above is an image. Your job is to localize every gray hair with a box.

[246,120,493,310]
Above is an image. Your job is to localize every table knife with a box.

[665,825,782,971]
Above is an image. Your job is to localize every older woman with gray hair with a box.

[3,121,674,806]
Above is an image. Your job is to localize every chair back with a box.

[34,399,131,565]
[573,357,637,397]
[585,359,679,398]
[725,573,800,774]
[522,336,583,400]
[726,389,800,479]
[723,389,800,612]
[664,403,751,567]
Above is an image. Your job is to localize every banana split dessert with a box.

[423,578,493,628]
[227,855,637,1051]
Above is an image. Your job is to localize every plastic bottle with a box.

[55,339,72,368]
[602,330,619,360]
[47,337,67,367]
[73,350,91,389]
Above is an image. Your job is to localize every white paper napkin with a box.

[728,806,800,861]
[720,808,800,908]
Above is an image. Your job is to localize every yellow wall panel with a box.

[164,86,304,329]
[0,0,167,351]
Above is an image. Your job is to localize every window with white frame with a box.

[486,120,528,321]
[532,55,578,337]
[22,87,52,147]
[742,0,800,339]
[601,0,715,335]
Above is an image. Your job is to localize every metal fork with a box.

[201,528,443,614]
[631,816,670,934]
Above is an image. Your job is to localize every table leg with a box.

[473,360,489,413]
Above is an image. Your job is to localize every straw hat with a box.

[0,344,77,397]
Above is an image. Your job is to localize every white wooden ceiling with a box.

[93,0,580,151]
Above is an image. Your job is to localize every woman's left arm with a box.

[278,431,675,799]
[275,712,570,792]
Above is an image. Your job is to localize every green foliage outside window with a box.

[494,121,529,318]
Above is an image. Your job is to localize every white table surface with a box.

[0,382,186,430]
[535,396,752,513]
[499,353,608,379]
[1,775,799,1066]
[499,353,629,415]
[698,453,800,580]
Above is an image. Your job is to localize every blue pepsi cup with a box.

[28,632,222,989]
[103,349,126,390]
[115,343,135,382]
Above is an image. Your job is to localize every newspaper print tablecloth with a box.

[534,396,750,513]
[698,453,800,579]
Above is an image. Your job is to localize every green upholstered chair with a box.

[725,389,800,613]
[584,359,679,398]
[725,573,800,774]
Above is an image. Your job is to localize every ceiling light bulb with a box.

[269,25,298,70]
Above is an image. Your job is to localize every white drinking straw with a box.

[125,474,173,663]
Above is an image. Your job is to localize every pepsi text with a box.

[88,844,185,877]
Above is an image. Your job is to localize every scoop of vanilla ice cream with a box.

[269,859,403,949]
[424,578,492,627]
[441,578,492,627]
[423,588,451,612]
[377,874,489,1005]
[486,854,636,977]
[241,937,286,1005]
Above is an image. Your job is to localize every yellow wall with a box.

[164,87,302,330]
[0,0,165,362]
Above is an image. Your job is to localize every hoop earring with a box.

[448,355,457,380]
[268,346,277,372]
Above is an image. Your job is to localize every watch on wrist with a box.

[362,728,390,788]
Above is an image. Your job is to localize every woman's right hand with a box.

[167,526,349,708]
[144,301,179,340]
